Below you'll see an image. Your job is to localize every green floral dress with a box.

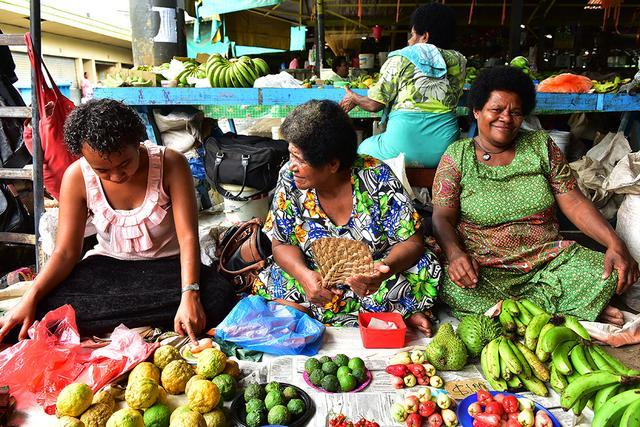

[432,130,616,321]
[253,156,441,326]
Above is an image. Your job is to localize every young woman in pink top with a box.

[0,99,234,343]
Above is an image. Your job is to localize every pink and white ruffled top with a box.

[81,142,180,260]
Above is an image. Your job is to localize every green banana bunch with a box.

[480,336,549,396]
[205,55,270,88]
[174,59,201,87]
[498,298,549,336]
[592,76,622,94]
[592,389,640,427]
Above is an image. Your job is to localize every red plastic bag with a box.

[23,32,79,200]
[0,305,157,413]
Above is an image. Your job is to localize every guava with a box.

[56,383,94,417]
[347,357,364,371]
[243,384,265,402]
[125,378,158,410]
[282,386,298,401]
[153,345,182,370]
[264,390,286,411]
[169,411,206,427]
[202,408,228,427]
[91,390,115,411]
[142,403,171,427]
[161,359,194,394]
[245,398,266,414]
[80,403,113,427]
[57,416,84,427]
[245,410,266,427]
[128,362,160,385]
[187,379,221,413]
[287,398,305,418]
[195,349,227,379]
[211,374,237,401]
[267,405,290,426]
[105,408,144,427]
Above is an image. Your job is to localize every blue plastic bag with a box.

[215,296,325,356]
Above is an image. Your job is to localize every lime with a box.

[336,366,351,379]
[339,374,357,392]
[347,357,365,371]
[333,354,349,367]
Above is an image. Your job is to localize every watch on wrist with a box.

[181,283,200,293]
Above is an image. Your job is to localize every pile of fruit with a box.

[173,59,207,87]
[466,390,552,427]
[385,350,444,389]
[390,388,457,426]
[328,413,380,427]
[304,354,369,393]
[348,73,379,89]
[477,297,640,420]
[592,76,632,93]
[54,343,239,426]
[103,73,154,88]
[205,54,270,88]
[241,382,307,427]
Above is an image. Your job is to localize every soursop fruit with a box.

[424,323,468,370]
[457,314,502,357]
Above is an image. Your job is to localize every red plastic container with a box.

[358,312,407,348]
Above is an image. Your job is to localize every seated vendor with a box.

[252,100,441,336]
[324,56,350,82]
[432,66,639,325]
[0,99,235,342]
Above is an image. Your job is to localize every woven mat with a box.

[310,238,374,288]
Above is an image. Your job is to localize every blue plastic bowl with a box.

[456,391,561,427]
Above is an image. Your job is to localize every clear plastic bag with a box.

[0,305,157,413]
[215,296,325,356]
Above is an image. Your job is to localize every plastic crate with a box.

[358,312,407,348]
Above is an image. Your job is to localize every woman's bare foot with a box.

[599,305,625,326]
[407,312,433,337]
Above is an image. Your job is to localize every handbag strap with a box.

[212,152,269,201]
[24,33,62,111]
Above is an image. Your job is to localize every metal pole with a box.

[315,0,325,73]
[30,0,43,271]
[508,0,524,59]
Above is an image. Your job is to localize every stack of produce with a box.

[389,387,457,426]
[348,73,380,89]
[242,382,307,427]
[385,349,444,389]
[303,354,369,393]
[509,56,531,77]
[205,54,270,88]
[103,73,154,88]
[466,390,552,427]
[328,413,380,427]
[173,59,206,87]
[53,343,239,427]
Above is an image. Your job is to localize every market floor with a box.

[604,343,640,370]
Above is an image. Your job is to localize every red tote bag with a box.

[23,32,79,200]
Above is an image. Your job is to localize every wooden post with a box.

[508,0,524,60]
[315,0,325,73]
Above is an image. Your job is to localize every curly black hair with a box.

[411,3,457,49]
[332,56,348,73]
[281,100,357,171]
[63,98,147,155]
[469,66,537,116]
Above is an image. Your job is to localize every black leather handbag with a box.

[204,132,288,201]
[0,182,32,233]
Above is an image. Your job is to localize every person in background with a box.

[80,72,93,104]
[253,100,441,336]
[289,54,301,70]
[340,3,466,168]
[0,99,235,343]
[432,66,639,325]
[324,56,350,82]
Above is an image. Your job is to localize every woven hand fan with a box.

[310,238,374,288]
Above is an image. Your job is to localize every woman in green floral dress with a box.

[432,66,639,325]
[253,100,441,336]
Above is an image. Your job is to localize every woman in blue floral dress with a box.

[252,100,441,336]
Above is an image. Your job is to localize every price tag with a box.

[445,378,488,400]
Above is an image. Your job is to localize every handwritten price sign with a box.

[445,378,489,400]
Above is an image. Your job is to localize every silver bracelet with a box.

[181,283,200,293]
